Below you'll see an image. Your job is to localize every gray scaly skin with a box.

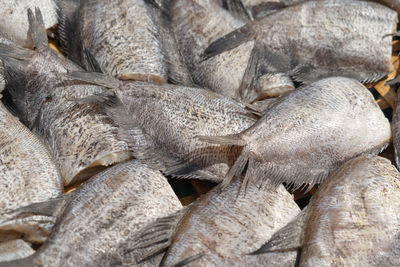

[0,9,131,186]
[57,0,193,85]
[0,0,57,48]
[0,240,34,262]
[204,0,397,85]
[0,36,14,92]
[169,0,294,102]
[197,77,390,190]
[255,155,400,266]
[1,160,183,267]
[391,89,400,169]
[159,180,299,266]
[0,101,63,243]
[100,78,257,182]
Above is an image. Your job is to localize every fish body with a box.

[169,0,294,102]
[2,160,183,266]
[0,239,34,262]
[158,179,299,266]
[90,77,257,181]
[57,0,192,85]
[0,0,57,47]
[255,155,400,266]
[197,77,390,189]
[0,101,63,243]
[1,9,131,186]
[391,90,400,169]
[204,0,397,85]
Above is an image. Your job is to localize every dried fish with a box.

[0,160,183,266]
[195,77,390,189]
[136,179,299,266]
[0,8,131,186]
[203,0,397,87]
[56,0,192,85]
[66,71,257,182]
[254,155,400,266]
[167,0,294,102]
[0,0,57,48]
[0,100,63,243]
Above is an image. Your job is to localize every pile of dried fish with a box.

[0,0,399,266]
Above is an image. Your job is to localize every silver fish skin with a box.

[169,0,294,102]
[0,101,63,243]
[158,179,299,266]
[0,36,14,92]
[204,0,397,85]
[1,160,183,267]
[89,76,257,182]
[0,9,131,186]
[0,240,34,262]
[256,155,400,266]
[57,0,192,85]
[197,77,390,189]
[0,0,57,48]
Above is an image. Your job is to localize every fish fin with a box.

[172,253,204,267]
[132,209,188,263]
[222,0,253,21]
[250,208,308,254]
[244,97,280,115]
[238,45,260,102]
[201,25,253,61]
[6,194,70,218]
[222,151,249,187]
[27,8,49,51]
[55,0,82,61]
[196,134,246,146]
[82,46,103,73]
[67,71,120,89]
[0,43,35,60]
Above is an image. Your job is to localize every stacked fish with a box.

[0,0,399,266]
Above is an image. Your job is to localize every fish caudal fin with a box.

[250,208,309,254]
[130,209,188,264]
[201,25,253,61]
[27,8,48,51]
[196,134,246,146]
[67,71,120,88]
[222,0,253,21]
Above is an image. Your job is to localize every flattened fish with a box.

[254,155,400,266]
[0,0,57,48]
[0,100,63,243]
[135,178,299,266]
[0,239,34,262]
[194,77,390,190]
[67,71,257,182]
[56,0,192,85]
[0,8,131,186]
[168,0,294,102]
[203,0,397,87]
[0,160,182,266]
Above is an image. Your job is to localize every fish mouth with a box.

[64,150,132,187]
[118,73,167,84]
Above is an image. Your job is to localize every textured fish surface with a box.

[169,0,294,102]
[56,0,192,85]
[0,8,131,186]
[0,36,14,91]
[68,72,257,181]
[0,240,34,262]
[255,155,400,266]
[140,179,299,266]
[204,0,397,85]
[196,77,390,189]
[0,160,183,266]
[391,89,400,169]
[0,101,63,243]
[0,0,57,47]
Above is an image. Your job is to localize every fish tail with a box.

[200,25,253,61]
[221,0,253,21]
[196,134,246,146]
[54,0,82,60]
[27,8,49,51]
